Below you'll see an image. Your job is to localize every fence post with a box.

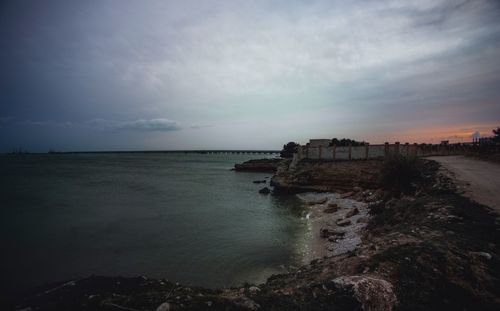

[384,142,389,157]
[395,142,400,155]
[365,143,369,159]
[348,143,352,160]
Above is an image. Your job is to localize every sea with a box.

[0,153,308,294]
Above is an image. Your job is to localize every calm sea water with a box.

[0,153,306,293]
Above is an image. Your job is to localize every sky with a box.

[1,0,500,152]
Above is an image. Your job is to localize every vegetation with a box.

[493,126,500,142]
[330,138,366,146]
[280,142,299,158]
[380,154,424,195]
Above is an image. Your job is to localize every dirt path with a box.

[428,156,500,214]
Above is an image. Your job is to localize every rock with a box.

[234,159,282,172]
[353,186,363,192]
[328,236,338,242]
[252,180,266,184]
[259,187,271,194]
[366,189,383,202]
[345,208,360,218]
[305,196,328,205]
[385,198,398,209]
[234,297,260,310]
[470,252,492,260]
[357,217,369,224]
[332,276,397,311]
[320,228,345,238]
[221,291,261,310]
[248,286,261,294]
[340,191,354,198]
[324,205,339,213]
[156,302,172,311]
[337,219,352,226]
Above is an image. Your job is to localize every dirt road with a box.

[428,156,500,214]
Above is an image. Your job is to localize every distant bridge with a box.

[43,150,281,155]
[183,150,280,154]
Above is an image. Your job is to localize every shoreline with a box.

[9,157,500,310]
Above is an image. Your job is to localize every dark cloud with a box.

[0,116,14,123]
[22,120,73,127]
[84,118,182,132]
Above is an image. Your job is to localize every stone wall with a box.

[293,142,466,164]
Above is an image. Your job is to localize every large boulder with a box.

[332,276,397,311]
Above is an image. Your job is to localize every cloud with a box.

[22,120,73,127]
[117,118,182,131]
[118,0,500,100]
[9,117,182,132]
[0,116,14,123]
[85,118,182,132]
[190,124,213,129]
[1,0,500,151]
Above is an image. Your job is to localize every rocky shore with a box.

[10,158,500,310]
[233,158,282,173]
[297,191,375,262]
[271,159,383,193]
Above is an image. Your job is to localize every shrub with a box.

[380,154,424,195]
[280,142,299,158]
[493,126,500,143]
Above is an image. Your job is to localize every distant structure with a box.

[291,138,468,166]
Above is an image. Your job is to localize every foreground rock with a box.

[234,158,283,173]
[332,276,397,311]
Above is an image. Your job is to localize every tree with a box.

[330,138,366,146]
[493,127,500,142]
[280,142,299,158]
